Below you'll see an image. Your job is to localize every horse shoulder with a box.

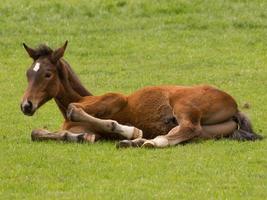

[77,93,128,118]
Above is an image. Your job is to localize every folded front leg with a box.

[67,105,143,140]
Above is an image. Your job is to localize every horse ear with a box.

[52,40,68,63]
[23,43,38,60]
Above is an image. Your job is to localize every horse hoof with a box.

[31,130,39,141]
[116,140,133,148]
[132,128,143,139]
[142,141,155,148]
[31,129,50,141]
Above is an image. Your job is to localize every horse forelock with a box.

[34,44,53,58]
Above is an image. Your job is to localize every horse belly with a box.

[133,107,177,138]
[127,89,177,138]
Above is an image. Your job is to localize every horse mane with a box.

[61,59,93,97]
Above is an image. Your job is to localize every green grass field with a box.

[1,0,267,199]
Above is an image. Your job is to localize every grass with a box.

[0,0,267,199]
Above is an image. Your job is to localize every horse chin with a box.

[22,109,36,116]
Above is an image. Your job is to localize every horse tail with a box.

[232,111,263,141]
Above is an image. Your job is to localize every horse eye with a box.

[45,73,52,78]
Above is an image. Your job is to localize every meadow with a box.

[0,0,266,199]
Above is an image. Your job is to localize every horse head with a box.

[21,41,68,116]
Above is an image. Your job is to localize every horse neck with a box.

[54,60,92,119]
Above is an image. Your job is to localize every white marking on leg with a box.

[152,136,169,147]
[118,125,135,139]
[33,62,40,72]
[97,118,137,139]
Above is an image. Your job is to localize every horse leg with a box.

[116,138,148,148]
[116,120,238,148]
[67,105,143,140]
[139,103,204,148]
[31,128,99,143]
[200,120,237,139]
[141,119,239,148]
[141,119,202,148]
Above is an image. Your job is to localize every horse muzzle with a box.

[20,100,37,116]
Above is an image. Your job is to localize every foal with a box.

[21,41,262,148]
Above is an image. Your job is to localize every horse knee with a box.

[67,103,85,122]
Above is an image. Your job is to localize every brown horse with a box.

[20,41,262,148]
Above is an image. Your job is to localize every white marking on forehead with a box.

[33,62,40,72]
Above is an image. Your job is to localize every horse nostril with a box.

[25,101,33,110]
[22,100,33,114]
[28,100,33,108]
